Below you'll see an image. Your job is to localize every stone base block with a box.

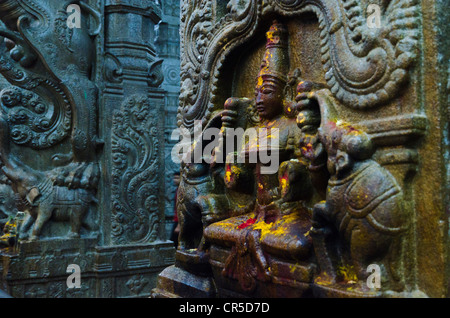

[0,238,175,298]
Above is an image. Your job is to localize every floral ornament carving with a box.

[111,95,161,244]
[0,58,72,149]
[126,275,149,296]
[178,0,257,129]
[310,0,420,108]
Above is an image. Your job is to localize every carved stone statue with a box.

[204,21,315,296]
[175,114,232,252]
[0,96,99,241]
[310,121,407,294]
[154,0,447,299]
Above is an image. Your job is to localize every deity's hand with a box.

[296,84,315,110]
[295,81,323,109]
[299,134,326,167]
[223,152,254,194]
[296,84,323,132]
[224,152,241,189]
[221,98,240,128]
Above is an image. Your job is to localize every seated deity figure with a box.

[204,21,315,295]
[218,20,305,217]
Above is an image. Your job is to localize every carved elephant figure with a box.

[176,105,256,251]
[311,122,407,288]
[0,115,98,241]
[19,179,97,241]
[177,159,230,251]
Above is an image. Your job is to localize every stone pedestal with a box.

[153,265,216,298]
[0,238,174,298]
[152,250,216,298]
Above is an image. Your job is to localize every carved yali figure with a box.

[311,121,408,293]
[0,1,101,241]
[204,21,315,294]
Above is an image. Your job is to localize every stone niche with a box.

[152,0,449,298]
[0,0,175,297]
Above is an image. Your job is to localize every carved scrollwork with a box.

[0,0,102,164]
[226,0,252,20]
[0,0,50,32]
[0,47,72,150]
[268,0,420,109]
[0,0,106,244]
[0,84,71,149]
[314,0,420,109]
[178,0,259,129]
[103,52,123,84]
[178,0,420,130]
[148,59,164,87]
[111,95,161,244]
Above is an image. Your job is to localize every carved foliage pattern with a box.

[0,57,72,149]
[111,95,161,244]
[316,0,420,108]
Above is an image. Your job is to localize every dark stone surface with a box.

[0,0,176,298]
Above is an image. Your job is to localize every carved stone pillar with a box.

[155,0,182,241]
[153,0,449,298]
[0,0,174,298]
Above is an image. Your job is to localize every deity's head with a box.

[255,21,289,120]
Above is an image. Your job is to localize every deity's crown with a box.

[257,20,289,86]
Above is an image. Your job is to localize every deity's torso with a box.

[240,115,301,205]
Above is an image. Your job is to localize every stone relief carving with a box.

[111,95,161,244]
[177,0,420,131]
[0,1,102,241]
[126,274,149,296]
[203,21,314,293]
[0,0,175,298]
[152,0,445,299]
[103,52,123,84]
[0,0,102,160]
[310,121,408,292]
[0,0,443,300]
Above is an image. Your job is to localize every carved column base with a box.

[0,239,174,298]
